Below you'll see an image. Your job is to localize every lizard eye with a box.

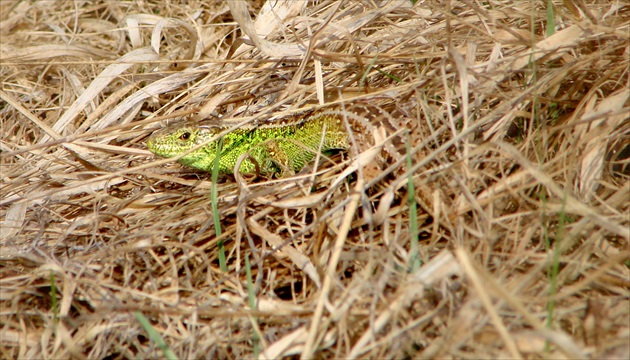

[180,132,191,141]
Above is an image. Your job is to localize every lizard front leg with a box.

[246,140,295,177]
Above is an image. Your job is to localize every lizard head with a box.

[147,123,222,172]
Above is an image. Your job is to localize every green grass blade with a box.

[406,134,421,272]
[134,311,178,360]
[546,0,556,37]
[245,256,260,357]
[49,271,59,326]
[212,137,227,272]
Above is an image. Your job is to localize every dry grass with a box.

[1,0,629,358]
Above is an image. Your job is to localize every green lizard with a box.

[147,110,357,176]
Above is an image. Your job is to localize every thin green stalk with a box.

[135,311,178,360]
[547,195,567,329]
[49,271,58,326]
[546,0,556,37]
[407,135,421,272]
[245,256,260,357]
[212,138,227,272]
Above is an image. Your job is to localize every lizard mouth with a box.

[146,137,177,158]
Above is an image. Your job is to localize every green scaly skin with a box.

[146,112,350,176]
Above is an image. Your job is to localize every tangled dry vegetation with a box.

[1,0,629,358]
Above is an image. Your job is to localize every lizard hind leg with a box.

[257,138,327,177]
